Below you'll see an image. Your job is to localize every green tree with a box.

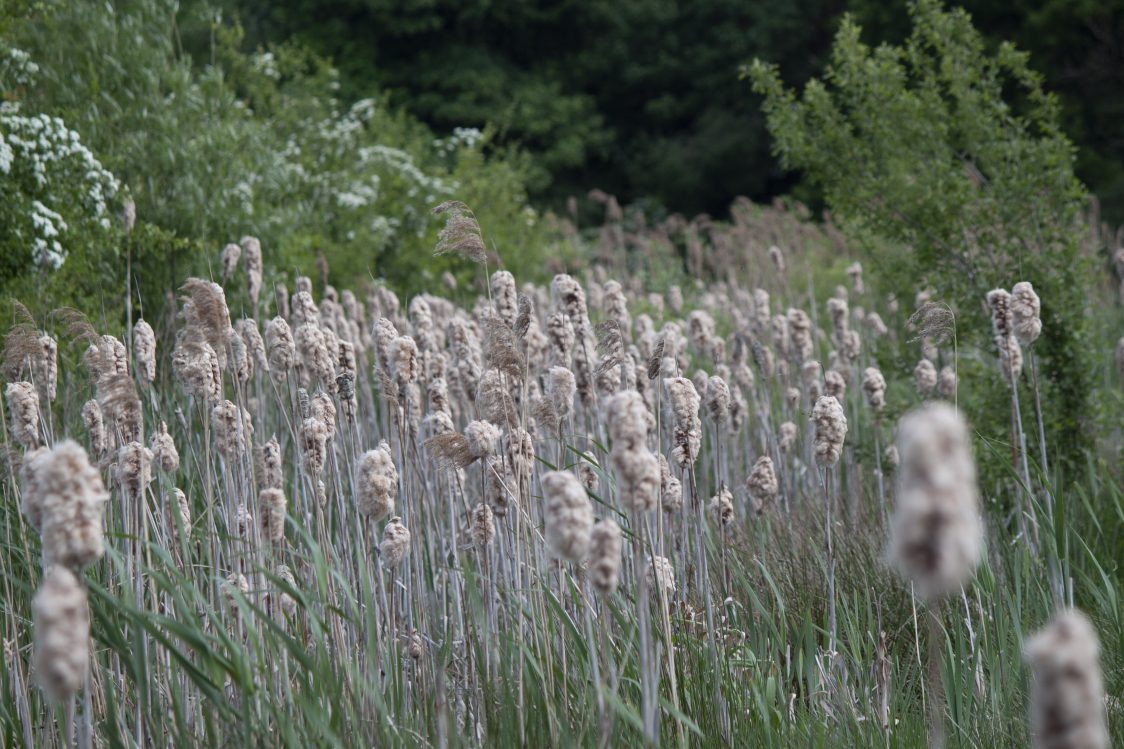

[749,0,1095,463]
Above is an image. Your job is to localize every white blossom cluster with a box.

[1,99,119,270]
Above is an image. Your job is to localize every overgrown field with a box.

[1,199,1122,748]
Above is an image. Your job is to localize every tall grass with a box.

[1,206,1121,748]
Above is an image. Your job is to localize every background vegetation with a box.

[230,0,1124,221]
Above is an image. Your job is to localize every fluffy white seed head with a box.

[541,470,593,563]
[914,359,937,394]
[812,396,847,466]
[133,319,157,384]
[1023,608,1108,749]
[357,441,398,520]
[862,367,887,413]
[32,566,90,700]
[6,381,39,449]
[380,516,411,569]
[589,519,623,594]
[887,402,982,601]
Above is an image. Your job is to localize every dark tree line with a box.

[229,0,1124,220]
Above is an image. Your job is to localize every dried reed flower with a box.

[1023,609,1108,749]
[866,312,889,337]
[6,381,39,449]
[541,470,593,562]
[589,519,623,594]
[257,436,283,490]
[32,566,90,700]
[259,488,287,545]
[847,261,864,294]
[937,366,957,399]
[607,392,660,511]
[996,335,1023,381]
[664,377,701,469]
[82,399,107,458]
[150,421,180,474]
[887,402,982,601]
[812,396,847,466]
[180,278,232,366]
[172,339,222,403]
[705,376,731,424]
[265,317,295,379]
[768,245,786,273]
[709,485,734,526]
[32,333,58,403]
[862,367,886,413]
[824,369,847,401]
[166,488,191,542]
[490,270,519,328]
[668,285,684,315]
[228,327,251,384]
[986,289,1012,338]
[659,454,683,512]
[274,564,298,618]
[647,555,676,597]
[752,289,770,332]
[295,323,335,387]
[884,444,899,472]
[115,441,153,501]
[779,421,798,453]
[221,242,241,281]
[133,319,156,384]
[508,428,535,486]
[25,441,107,569]
[465,419,502,460]
[311,392,337,442]
[433,201,487,263]
[787,308,813,361]
[472,502,495,548]
[299,417,329,476]
[240,236,263,305]
[914,359,937,394]
[380,516,411,568]
[357,441,397,520]
[212,400,247,459]
[236,319,269,375]
[746,456,778,514]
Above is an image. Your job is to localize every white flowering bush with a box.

[0,47,119,272]
[0,2,550,313]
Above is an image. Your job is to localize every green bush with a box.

[748,0,1097,466]
[0,0,551,330]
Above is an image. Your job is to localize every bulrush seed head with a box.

[541,470,593,563]
[664,377,702,469]
[1023,608,1108,749]
[746,456,778,515]
[6,381,39,449]
[32,566,90,700]
[133,319,156,384]
[27,440,108,570]
[887,402,982,601]
[150,420,179,474]
[299,417,329,477]
[589,519,623,594]
[862,367,887,413]
[380,517,411,568]
[115,441,153,503]
[471,502,495,548]
[357,441,398,521]
[812,396,847,467]
[647,555,676,597]
[264,317,295,378]
[257,436,283,490]
[709,486,734,526]
[914,359,938,394]
[259,488,287,546]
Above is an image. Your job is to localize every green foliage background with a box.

[229,0,1124,222]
